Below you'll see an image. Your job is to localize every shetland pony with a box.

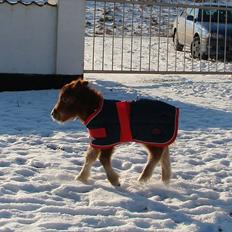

[51,79,178,186]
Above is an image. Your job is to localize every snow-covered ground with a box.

[1,2,232,229]
[0,72,232,231]
[85,36,232,72]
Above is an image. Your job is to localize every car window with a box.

[180,10,185,16]
[198,8,232,23]
[180,9,187,17]
[186,8,192,16]
[190,8,198,18]
[185,8,199,20]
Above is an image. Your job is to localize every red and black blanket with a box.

[84,99,179,149]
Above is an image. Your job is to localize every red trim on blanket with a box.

[88,128,107,138]
[116,101,133,142]
[87,100,179,149]
[84,98,104,125]
[90,106,179,148]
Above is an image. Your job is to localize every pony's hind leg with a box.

[160,146,171,184]
[138,145,163,182]
[99,148,120,186]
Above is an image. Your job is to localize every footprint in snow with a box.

[0,161,11,167]
[6,138,17,143]
[15,157,27,165]
[29,160,49,169]
[15,168,35,177]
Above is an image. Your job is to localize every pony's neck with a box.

[78,88,103,123]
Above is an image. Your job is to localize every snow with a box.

[0,72,232,231]
[0,1,232,229]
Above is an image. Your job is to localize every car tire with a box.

[173,31,184,51]
[191,37,208,60]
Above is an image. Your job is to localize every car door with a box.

[177,9,187,44]
[186,8,197,46]
[178,8,196,46]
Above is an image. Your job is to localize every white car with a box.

[172,2,232,60]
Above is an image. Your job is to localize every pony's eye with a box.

[61,96,70,104]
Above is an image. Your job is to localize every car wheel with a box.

[191,37,208,60]
[173,31,184,51]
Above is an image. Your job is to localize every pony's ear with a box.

[72,79,88,89]
[81,80,89,86]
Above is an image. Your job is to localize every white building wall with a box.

[56,0,85,75]
[0,4,57,74]
[0,0,85,75]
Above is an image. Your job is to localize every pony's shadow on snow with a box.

[94,182,227,231]
[0,89,87,136]
[2,78,232,137]
[94,79,232,130]
[171,100,232,130]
